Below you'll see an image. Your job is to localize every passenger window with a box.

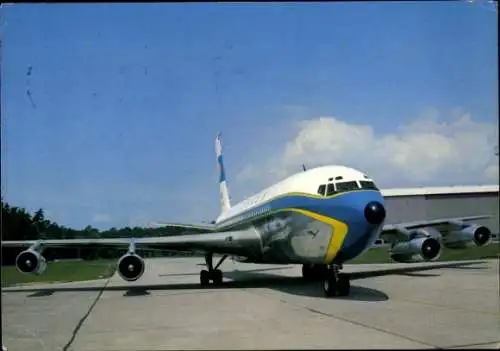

[359,180,379,190]
[335,181,360,193]
[326,183,336,196]
[317,184,326,196]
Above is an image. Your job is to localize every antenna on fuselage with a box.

[302,164,307,172]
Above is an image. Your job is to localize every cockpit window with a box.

[326,183,336,196]
[359,180,378,190]
[335,181,360,193]
[317,184,326,196]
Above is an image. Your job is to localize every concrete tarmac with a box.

[2,257,499,350]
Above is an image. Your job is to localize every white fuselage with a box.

[209,165,385,265]
[215,165,376,225]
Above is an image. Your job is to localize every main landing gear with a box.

[302,263,351,297]
[200,253,228,287]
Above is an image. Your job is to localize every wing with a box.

[377,215,493,263]
[149,222,217,234]
[1,230,255,257]
[380,215,491,242]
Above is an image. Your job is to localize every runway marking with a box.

[62,279,110,351]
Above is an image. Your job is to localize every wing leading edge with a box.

[1,229,258,257]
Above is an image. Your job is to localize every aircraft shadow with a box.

[23,274,388,302]
[223,270,389,301]
[158,266,285,278]
[9,260,486,302]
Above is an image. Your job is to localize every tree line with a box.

[1,199,198,266]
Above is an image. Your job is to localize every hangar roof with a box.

[381,185,499,197]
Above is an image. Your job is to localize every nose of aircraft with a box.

[364,201,386,225]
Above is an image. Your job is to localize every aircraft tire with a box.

[302,264,314,281]
[322,273,338,297]
[200,270,210,286]
[337,274,350,296]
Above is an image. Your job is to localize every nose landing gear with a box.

[302,263,351,297]
[322,264,350,297]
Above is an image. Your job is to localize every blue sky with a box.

[1,2,497,229]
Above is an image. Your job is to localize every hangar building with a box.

[375,185,499,245]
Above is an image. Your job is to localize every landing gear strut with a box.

[200,253,228,287]
[321,264,350,297]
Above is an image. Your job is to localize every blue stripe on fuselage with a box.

[217,190,385,262]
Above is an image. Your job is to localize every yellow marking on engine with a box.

[288,208,349,264]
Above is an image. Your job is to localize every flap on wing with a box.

[381,215,491,243]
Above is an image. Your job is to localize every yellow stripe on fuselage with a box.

[288,208,349,264]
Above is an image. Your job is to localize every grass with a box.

[1,259,116,288]
[350,242,500,264]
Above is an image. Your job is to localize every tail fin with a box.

[215,133,231,213]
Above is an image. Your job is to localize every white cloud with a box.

[236,108,498,192]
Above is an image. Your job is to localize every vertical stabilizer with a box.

[215,133,231,214]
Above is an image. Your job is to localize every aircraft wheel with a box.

[302,264,314,281]
[200,270,210,287]
[213,269,223,285]
[322,272,338,297]
[337,274,350,297]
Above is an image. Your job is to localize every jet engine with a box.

[390,237,442,263]
[117,253,145,282]
[15,249,47,275]
[443,224,492,249]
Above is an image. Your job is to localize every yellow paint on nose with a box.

[288,208,349,264]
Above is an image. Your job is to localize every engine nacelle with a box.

[15,249,47,275]
[117,253,145,282]
[390,237,442,263]
[443,224,492,249]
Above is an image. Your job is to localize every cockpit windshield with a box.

[317,179,379,196]
[359,180,378,190]
[326,183,336,196]
[317,184,326,196]
[335,181,360,193]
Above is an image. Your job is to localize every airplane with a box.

[2,133,493,297]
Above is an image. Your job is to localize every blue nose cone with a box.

[364,201,386,225]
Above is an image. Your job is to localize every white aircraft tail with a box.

[215,133,231,214]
